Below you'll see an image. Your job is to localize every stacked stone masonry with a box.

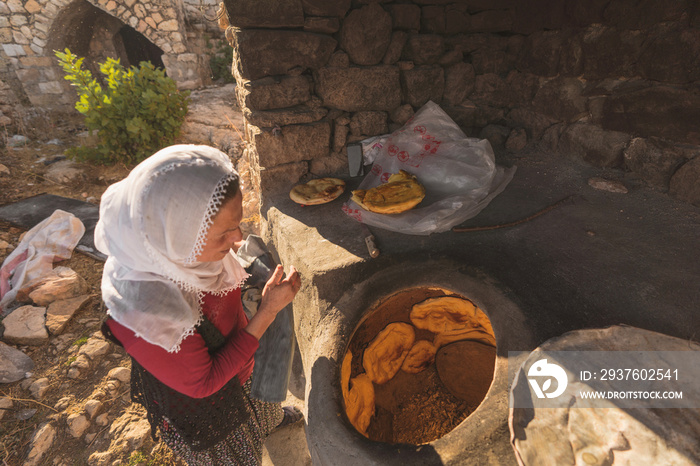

[222,0,699,207]
[2,0,699,206]
[0,0,223,122]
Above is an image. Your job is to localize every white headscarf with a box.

[95,145,249,352]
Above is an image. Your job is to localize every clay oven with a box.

[290,259,534,464]
[341,287,497,444]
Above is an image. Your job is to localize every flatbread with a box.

[401,340,437,374]
[351,170,425,214]
[410,296,481,334]
[350,189,369,211]
[289,178,345,205]
[345,374,375,437]
[341,350,353,406]
[362,322,415,384]
[433,328,496,349]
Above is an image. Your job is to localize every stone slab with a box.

[403,34,445,65]
[301,0,351,17]
[46,294,92,335]
[601,86,700,146]
[223,0,304,28]
[243,106,328,129]
[315,66,401,112]
[400,65,445,108]
[3,305,48,346]
[0,341,34,383]
[340,3,392,66]
[249,122,331,168]
[232,29,336,81]
[670,157,700,207]
[19,267,89,307]
[558,123,630,168]
[265,205,364,278]
[238,76,312,112]
[510,326,700,464]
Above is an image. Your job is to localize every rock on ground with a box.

[0,340,34,382]
[67,334,112,379]
[588,177,628,194]
[25,422,57,466]
[67,413,90,438]
[46,294,92,335]
[44,160,84,184]
[107,366,130,384]
[29,377,49,400]
[0,397,13,420]
[2,305,48,345]
[17,266,89,306]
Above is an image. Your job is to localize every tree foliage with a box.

[55,49,190,164]
[207,37,235,83]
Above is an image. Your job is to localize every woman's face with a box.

[196,189,244,262]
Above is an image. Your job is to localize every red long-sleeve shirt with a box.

[106,288,258,399]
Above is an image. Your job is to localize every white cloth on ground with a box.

[0,209,84,312]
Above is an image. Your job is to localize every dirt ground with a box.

[0,112,186,465]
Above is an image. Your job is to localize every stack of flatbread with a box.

[289,178,345,205]
[352,170,425,214]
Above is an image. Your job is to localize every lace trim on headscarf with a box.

[165,288,243,353]
[166,297,205,353]
[185,172,238,266]
[97,145,250,354]
[139,162,238,294]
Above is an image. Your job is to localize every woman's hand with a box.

[244,265,300,340]
[259,265,300,316]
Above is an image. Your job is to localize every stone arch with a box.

[40,0,173,107]
[48,0,187,59]
[118,25,166,70]
[45,0,169,75]
[0,0,222,126]
[0,0,194,110]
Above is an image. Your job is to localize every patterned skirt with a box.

[159,379,284,465]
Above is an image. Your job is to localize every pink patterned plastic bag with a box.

[343,101,515,235]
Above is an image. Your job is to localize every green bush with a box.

[55,48,190,164]
[207,37,235,83]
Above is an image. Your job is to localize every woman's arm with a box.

[107,265,300,398]
[108,319,259,398]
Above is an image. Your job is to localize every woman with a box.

[95,145,301,465]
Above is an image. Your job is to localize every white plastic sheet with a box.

[0,209,85,312]
[343,101,515,235]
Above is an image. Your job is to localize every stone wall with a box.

[224,0,700,208]
[0,0,223,126]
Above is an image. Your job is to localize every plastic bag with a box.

[0,209,85,313]
[343,101,515,235]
